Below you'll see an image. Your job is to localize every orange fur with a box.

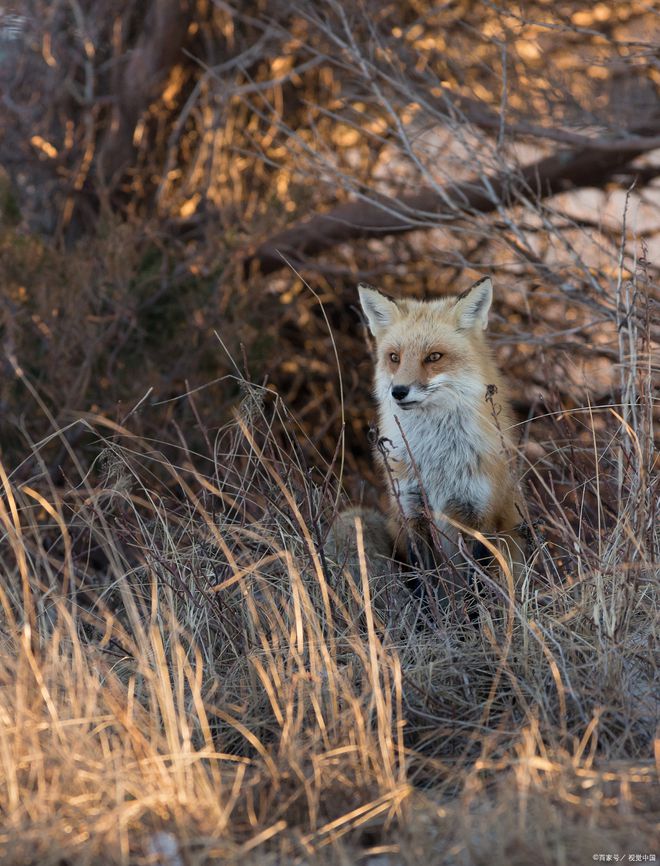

[358,277,526,577]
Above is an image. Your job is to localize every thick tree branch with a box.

[245,123,660,276]
[97,0,195,187]
[435,89,660,153]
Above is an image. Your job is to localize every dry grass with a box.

[0,247,657,865]
[1,3,658,862]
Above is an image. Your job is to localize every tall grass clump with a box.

[0,267,657,865]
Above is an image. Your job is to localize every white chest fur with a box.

[378,401,493,525]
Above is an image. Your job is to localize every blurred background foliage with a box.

[0,0,658,490]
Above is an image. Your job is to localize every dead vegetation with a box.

[0,1,658,864]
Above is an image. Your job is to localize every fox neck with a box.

[376,375,504,526]
[378,382,495,458]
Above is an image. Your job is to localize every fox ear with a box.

[454,277,493,331]
[358,284,399,335]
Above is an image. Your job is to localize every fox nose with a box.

[391,385,410,402]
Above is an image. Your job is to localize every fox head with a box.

[358,277,494,410]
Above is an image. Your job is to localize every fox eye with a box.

[425,352,443,363]
[389,352,400,364]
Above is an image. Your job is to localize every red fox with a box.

[358,277,525,580]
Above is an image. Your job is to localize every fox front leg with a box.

[406,517,437,572]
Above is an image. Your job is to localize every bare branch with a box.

[245,123,660,275]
